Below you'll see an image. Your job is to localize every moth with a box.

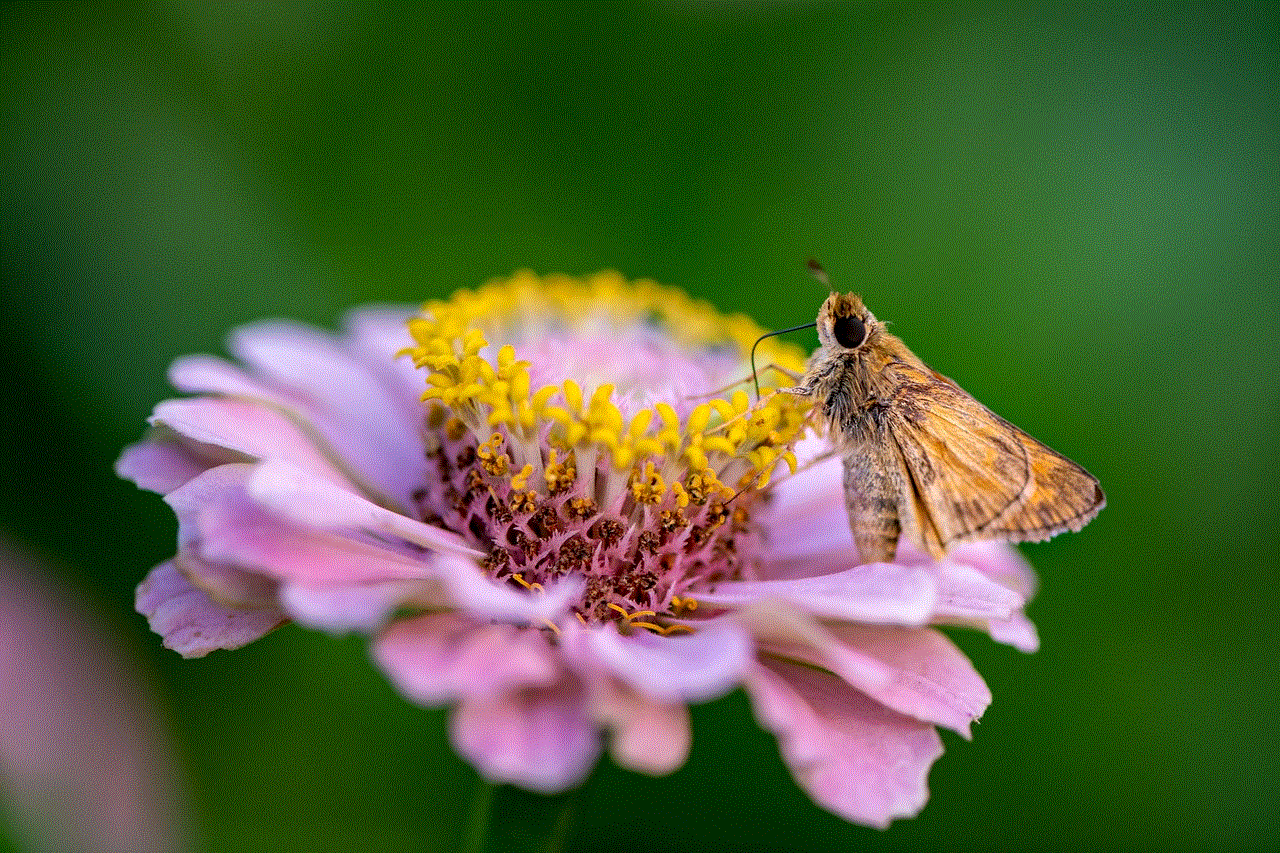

[778,263,1104,564]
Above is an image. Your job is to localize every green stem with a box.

[462,779,495,853]
[539,788,578,853]
[464,781,585,853]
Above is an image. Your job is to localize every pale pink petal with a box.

[892,538,935,566]
[586,676,690,776]
[738,601,987,736]
[987,611,1040,653]
[760,539,863,583]
[115,441,209,495]
[698,562,938,626]
[950,541,1039,599]
[174,546,277,609]
[341,306,423,407]
[164,463,255,548]
[171,347,426,508]
[195,494,434,586]
[735,600,895,691]
[746,659,943,829]
[170,464,435,587]
[824,624,990,738]
[433,553,584,623]
[167,353,266,397]
[932,560,1026,621]
[451,677,600,793]
[150,398,347,485]
[790,433,836,469]
[277,580,433,633]
[136,562,285,659]
[759,450,856,575]
[570,622,753,703]
[245,459,481,556]
[228,321,428,499]
[228,321,407,425]
[373,613,561,706]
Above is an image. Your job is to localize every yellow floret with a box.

[402,271,813,506]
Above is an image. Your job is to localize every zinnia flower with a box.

[119,271,1039,827]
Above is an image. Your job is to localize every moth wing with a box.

[980,426,1106,542]
[882,363,1103,554]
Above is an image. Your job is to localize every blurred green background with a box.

[2,2,1276,851]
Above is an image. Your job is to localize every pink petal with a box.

[136,562,285,658]
[164,463,255,548]
[169,464,437,587]
[987,611,1040,653]
[697,562,938,626]
[227,321,428,501]
[570,622,753,704]
[950,541,1039,599]
[115,441,209,495]
[932,560,1026,622]
[586,676,690,776]
[373,613,561,706]
[341,306,423,405]
[277,580,432,633]
[245,459,481,557]
[196,494,434,586]
[174,546,278,609]
[739,602,988,736]
[759,450,857,574]
[168,353,267,397]
[745,659,943,829]
[433,553,584,624]
[150,398,347,485]
[227,320,406,425]
[451,677,601,793]
[824,624,990,738]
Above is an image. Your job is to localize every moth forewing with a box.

[783,289,1104,564]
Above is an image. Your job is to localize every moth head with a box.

[816,292,877,352]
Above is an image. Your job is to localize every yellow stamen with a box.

[510,463,534,491]
[630,461,666,504]
[401,272,821,627]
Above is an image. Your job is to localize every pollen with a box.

[403,271,812,628]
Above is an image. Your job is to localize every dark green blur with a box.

[2,3,1276,851]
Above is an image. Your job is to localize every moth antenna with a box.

[750,321,817,399]
[806,258,832,291]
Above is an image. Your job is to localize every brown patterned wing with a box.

[881,363,1104,557]
[978,427,1106,542]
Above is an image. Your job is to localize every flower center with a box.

[402,271,811,628]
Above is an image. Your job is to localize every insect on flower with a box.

[121,270,1057,827]
[772,261,1105,564]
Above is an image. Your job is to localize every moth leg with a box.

[842,452,901,564]
[683,363,804,401]
[760,363,804,384]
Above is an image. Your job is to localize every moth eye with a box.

[833,315,866,349]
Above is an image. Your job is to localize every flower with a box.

[120,270,1040,827]
[0,539,186,853]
